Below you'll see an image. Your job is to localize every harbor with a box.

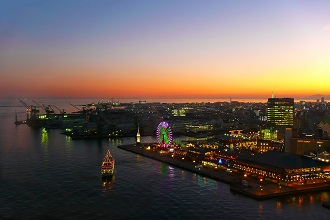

[13,98,330,202]
[118,143,330,201]
[2,99,330,219]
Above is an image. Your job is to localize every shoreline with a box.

[117,144,330,201]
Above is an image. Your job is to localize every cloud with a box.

[323,24,330,31]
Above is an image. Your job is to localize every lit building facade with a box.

[267,98,294,127]
[288,138,330,156]
[136,125,140,143]
[232,151,330,185]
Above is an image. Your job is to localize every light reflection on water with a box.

[1,101,330,219]
[41,128,49,163]
[258,203,263,214]
[276,201,282,215]
[168,165,175,179]
[102,176,115,191]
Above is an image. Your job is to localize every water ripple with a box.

[1,106,330,219]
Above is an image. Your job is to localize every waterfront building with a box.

[284,126,330,157]
[254,139,278,152]
[319,122,330,139]
[186,123,213,133]
[288,136,330,156]
[172,108,187,116]
[267,97,294,127]
[232,150,330,185]
[260,127,278,140]
[266,97,294,142]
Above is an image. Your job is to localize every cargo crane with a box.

[46,105,55,114]
[32,100,54,115]
[19,99,31,119]
[32,100,42,109]
[52,105,66,114]
[19,99,39,120]
[70,103,83,113]
[70,103,90,122]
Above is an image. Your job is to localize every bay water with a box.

[1,99,329,219]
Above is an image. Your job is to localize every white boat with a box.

[101,150,115,178]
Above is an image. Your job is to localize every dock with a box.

[118,144,330,200]
[118,144,235,183]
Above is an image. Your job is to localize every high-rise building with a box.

[267,97,294,127]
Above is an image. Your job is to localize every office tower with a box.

[267,98,294,127]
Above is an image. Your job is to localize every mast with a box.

[15,110,18,125]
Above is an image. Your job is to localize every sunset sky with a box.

[1,0,330,100]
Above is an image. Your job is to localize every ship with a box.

[101,150,115,178]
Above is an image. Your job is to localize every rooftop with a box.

[236,150,329,170]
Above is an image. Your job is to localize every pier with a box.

[118,144,330,200]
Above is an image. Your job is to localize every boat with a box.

[101,150,115,178]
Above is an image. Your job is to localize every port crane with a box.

[52,105,66,114]
[32,100,42,109]
[46,104,55,114]
[19,99,30,119]
[19,99,39,119]
[69,103,84,113]
[32,100,54,115]
[70,103,91,122]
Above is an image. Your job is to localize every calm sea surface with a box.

[1,98,330,219]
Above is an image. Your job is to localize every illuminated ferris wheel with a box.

[157,121,172,148]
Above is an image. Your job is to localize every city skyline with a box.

[1,0,330,99]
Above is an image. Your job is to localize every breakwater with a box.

[118,144,330,200]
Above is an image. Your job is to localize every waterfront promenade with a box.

[118,144,330,200]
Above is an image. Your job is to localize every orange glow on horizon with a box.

[1,40,329,99]
[1,66,329,99]
[1,1,330,100]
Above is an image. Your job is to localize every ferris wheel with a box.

[157,121,172,148]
